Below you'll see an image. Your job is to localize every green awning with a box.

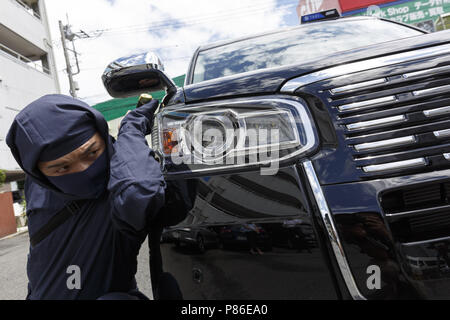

[93,74,185,121]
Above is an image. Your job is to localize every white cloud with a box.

[44,0,296,104]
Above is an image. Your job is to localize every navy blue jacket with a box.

[6,94,166,299]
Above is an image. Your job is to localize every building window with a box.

[14,0,41,20]
[0,43,51,75]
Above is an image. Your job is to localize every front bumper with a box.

[309,161,450,299]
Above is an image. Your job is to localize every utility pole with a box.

[59,20,78,98]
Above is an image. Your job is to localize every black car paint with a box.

[323,168,450,299]
[161,167,341,299]
[156,19,450,299]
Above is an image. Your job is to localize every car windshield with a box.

[191,19,424,84]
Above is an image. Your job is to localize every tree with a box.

[0,169,5,187]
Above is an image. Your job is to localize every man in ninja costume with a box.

[6,94,192,300]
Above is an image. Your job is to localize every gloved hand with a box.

[119,99,159,135]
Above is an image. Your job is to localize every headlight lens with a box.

[153,96,318,176]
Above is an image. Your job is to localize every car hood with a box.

[182,30,450,103]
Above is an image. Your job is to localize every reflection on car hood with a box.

[183,30,450,103]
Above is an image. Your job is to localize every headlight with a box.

[153,96,318,176]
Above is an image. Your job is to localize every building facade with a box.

[0,0,60,238]
[0,0,60,171]
[342,0,450,33]
[296,0,450,32]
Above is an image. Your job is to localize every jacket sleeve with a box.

[107,100,166,237]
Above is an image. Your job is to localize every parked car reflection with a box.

[218,224,272,254]
[266,220,316,252]
[169,226,219,253]
[403,240,450,281]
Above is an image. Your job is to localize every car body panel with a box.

[160,167,340,299]
[155,17,450,300]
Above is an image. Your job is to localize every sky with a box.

[44,0,302,105]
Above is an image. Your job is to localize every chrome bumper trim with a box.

[303,161,366,300]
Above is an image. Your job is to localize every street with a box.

[0,232,153,300]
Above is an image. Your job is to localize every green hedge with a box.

[0,169,5,186]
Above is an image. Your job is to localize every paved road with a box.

[0,233,28,300]
[0,232,153,300]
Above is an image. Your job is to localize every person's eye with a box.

[89,150,98,157]
[56,166,70,174]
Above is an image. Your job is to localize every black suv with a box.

[103,16,450,300]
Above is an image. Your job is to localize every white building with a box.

[0,0,60,171]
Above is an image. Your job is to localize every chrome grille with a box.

[327,59,450,177]
[381,181,450,243]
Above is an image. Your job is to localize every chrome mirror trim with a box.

[104,52,165,72]
[303,161,366,300]
[102,51,177,98]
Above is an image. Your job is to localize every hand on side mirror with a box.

[137,94,153,107]
[102,52,176,98]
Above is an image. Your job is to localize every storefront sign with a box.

[346,0,450,32]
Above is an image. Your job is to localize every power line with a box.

[80,2,297,38]
[92,0,294,33]
[97,6,296,37]
[50,2,295,44]
[79,55,193,72]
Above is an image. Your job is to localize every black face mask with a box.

[47,151,109,199]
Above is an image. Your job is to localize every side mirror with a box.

[102,52,176,98]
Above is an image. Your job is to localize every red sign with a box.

[339,0,396,12]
